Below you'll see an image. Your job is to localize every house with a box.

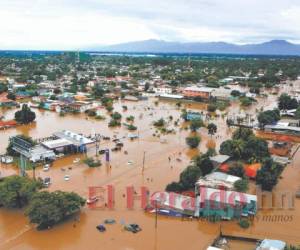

[150,192,195,216]
[186,111,202,121]
[0,93,17,107]
[153,87,172,95]
[0,120,17,129]
[196,172,241,191]
[183,86,214,99]
[211,88,232,101]
[209,154,230,168]
[194,187,257,219]
[264,124,300,136]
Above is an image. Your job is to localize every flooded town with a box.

[0,51,299,250]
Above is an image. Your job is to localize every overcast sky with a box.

[1,0,300,50]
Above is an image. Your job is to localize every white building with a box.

[153,87,172,95]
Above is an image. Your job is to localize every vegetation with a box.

[207,104,217,112]
[186,135,201,148]
[220,128,269,162]
[83,157,101,167]
[166,152,214,192]
[207,123,217,136]
[257,109,280,129]
[278,93,298,110]
[0,176,42,208]
[26,191,85,230]
[153,118,166,127]
[14,104,36,124]
[234,179,249,192]
[256,158,284,191]
[189,119,204,132]
[238,219,250,229]
[108,119,121,127]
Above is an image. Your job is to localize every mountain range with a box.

[86,39,300,55]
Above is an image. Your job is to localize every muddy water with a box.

[0,92,300,250]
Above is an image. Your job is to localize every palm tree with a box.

[207,123,217,137]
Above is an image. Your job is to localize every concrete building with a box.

[194,187,257,219]
[183,86,214,99]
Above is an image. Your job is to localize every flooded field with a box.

[0,90,300,250]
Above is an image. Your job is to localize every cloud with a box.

[1,0,300,49]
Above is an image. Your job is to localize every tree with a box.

[240,97,253,106]
[190,119,204,132]
[181,109,188,121]
[207,104,217,112]
[0,176,42,208]
[165,182,183,192]
[111,112,122,120]
[14,104,36,124]
[242,137,269,161]
[179,165,202,190]
[153,118,166,127]
[256,158,284,191]
[26,191,85,229]
[219,139,245,159]
[207,123,217,136]
[234,179,249,192]
[295,106,300,119]
[193,153,214,176]
[278,93,298,110]
[232,128,254,141]
[186,136,201,149]
[257,109,280,129]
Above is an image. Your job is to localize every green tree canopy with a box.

[26,191,85,230]
[0,176,42,208]
[14,104,36,124]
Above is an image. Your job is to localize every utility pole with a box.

[142,151,146,173]
[95,134,101,157]
[155,200,158,229]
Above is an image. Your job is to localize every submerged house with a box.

[194,187,257,219]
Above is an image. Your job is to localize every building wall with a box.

[183,90,210,99]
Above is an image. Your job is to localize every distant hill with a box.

[86,39,300,55]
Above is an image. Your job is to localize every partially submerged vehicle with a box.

[64,175,70,181]
[104,219,116,224]
[43,177,51,187]
[43,164,50,172]
[124,224,142,233]
[96,224,106,232]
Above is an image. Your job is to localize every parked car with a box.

[96,224,106,232]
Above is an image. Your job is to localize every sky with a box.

[1,0,300,50]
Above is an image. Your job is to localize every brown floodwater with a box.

[0,89,300,250]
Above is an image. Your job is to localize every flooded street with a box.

[1,93,300,250]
